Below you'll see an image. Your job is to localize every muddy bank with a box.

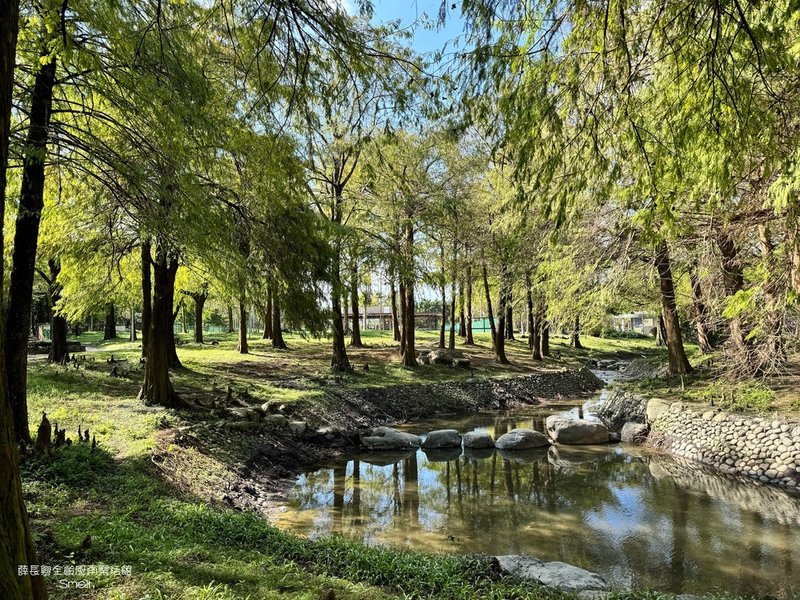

[155,367,604,511]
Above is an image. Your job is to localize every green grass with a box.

[23,329,775,599]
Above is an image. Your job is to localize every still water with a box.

[274,402,800,597]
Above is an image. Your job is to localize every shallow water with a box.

[274,399,800,597]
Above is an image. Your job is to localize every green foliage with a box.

[685,380,776,414]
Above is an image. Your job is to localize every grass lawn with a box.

[21,328,791,598]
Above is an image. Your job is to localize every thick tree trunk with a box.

[262,287,273,340]
[1,1,47,592]
[103,303,117,340]
[481,260,497,344]
[141,240,152,357]
[272,295,287,349]
[193,296,205,343]
[129,306,137,342]
[331,251,351,371]
[570,315,583,349]
[654,242,693,375]
[5,55,56,445]
[168,303,181,368]
[465,265,474,345]
[227,305,234,333]
[494,268,510,364]
[401,281,417,367]
[350,260,363,347]
[390,272,400,342]
[689,269,713,354]
[237,294,248,354]
[399,280,407,356]
[139,248,180,406]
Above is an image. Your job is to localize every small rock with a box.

[421,429,462,449]
[288,421,307,435]
[264,414,289,428]
[462,430,494,449]
[495,428,550,450]
[620,422,649,444]
[361,427,421,450]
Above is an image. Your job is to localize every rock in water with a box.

[462,430,494,448]
[360,427,421,450]
[421,429,462,449]
[545,416,609,445]
[620,422,649,444]
[495,428,550,450]
[494,555,607,593]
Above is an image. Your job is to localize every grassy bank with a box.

[22,329,765,599]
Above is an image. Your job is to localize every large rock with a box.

[421,429,462,449]
[360,427,421,450]
[462,430,494,449]
[646,398,671,423]
[494,555,606,593]
[495,428,550,450]
[597,389,648,431]
[546,416,609,445]
[620,422,649,444]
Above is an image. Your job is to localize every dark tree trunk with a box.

[331,250,351,372]
[390,271,400,342]
[193,295,205,344]
[465,264,474,345]
[181,303,188,334]
[237,294,248,354]
[399,280,407,356]
[526,271,542,361]
[458,277,466,337]
[141,239,152,357]
[1,0,47,592]
[481,260,497,344]
[272,295,287,349]
[227,305,234,333]
[103,303,117,340]
[656,314,667,346]
[505,295,514,340]
[262,287,273,340]
[449,276,456,351]
[494,266,510,364]
[570,315,583,349]
[350,259,363,347]
[439,242,446,349]
[689,269,713,354]
[541,310,550,357]
[654,242,693,375]
[401,281,417,367]
[139,248,180,406]
[129,306,137,342]
[42,259,68,364]
[343,285,350,335]
[757,224,785,369]
[5,54,56,445]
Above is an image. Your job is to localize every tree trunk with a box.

[5,55,56,445]
[330,245,351,371]
[494,267,510,364]
[458,276,466,337]
[350,259,363,347]
[449,276,456,351]
[343,284,350,334]
[181,303,188,334]
[399,280,407,356]
[44,259,69,364]
[654,242,693,375]
[438,242,446,349]
[481,260,497,344]
[168,301,181,369]
[401,281,417,367]
[465,264,474,345]
[262,287,273,340]
[272,295,287,349]
[141,239,152,357]
[570,315,583,349]
[193,295,205,344]
[505,294,514,340]
[656,314,667,346]
[716,233,748,359]
[390,271,400,342]
[103,303,117,340]
[689,268,713,354]
[227,305,234,333]
[0,1,47,591]
[541,308,550,357]
[237,294,248,354]
[129,306,137,342]
[526,271,542,361]
[757,224,785,370]
[139,248,180,406]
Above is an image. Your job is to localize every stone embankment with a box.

[598,389,800,491]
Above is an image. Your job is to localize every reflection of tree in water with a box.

[283,417,800,596]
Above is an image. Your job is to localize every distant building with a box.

[611,312,659,336]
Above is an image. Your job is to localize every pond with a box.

[273,397,800,597]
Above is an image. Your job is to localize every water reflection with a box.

[275,407,800,597]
